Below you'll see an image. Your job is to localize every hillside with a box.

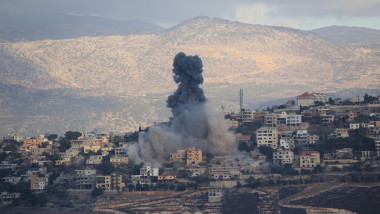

[0,17,379,136]
[310,26,380,45]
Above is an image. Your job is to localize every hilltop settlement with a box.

[1,92,380,213]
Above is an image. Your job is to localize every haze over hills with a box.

[310,26,380,45]
[0,13,163,41]
[0,17,379,137]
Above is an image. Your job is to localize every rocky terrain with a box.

[0,17,380,136]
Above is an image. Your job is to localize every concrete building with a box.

[334,128,349,138]
[279,137,295,149]
[241,109,254,123]
[75,169,96,190]
[3,177,21,184]
[86,155,103,165]
[300,151,320,168]
[256,127,278,149]
[20,138,43,151]
[273,150,294,165]
[1,192,21,204]
[263,113,277,127]
[157,175,176,183]
[350,123,361,129]
[30,175,48,190]
[170,148,186,163]
[208,188,223,203]
[110,156,129,165]
[297,92,329,106]
[375,140,380,157]
[96,174,125,191]
[186,147,203,166]
[7,133,23,142]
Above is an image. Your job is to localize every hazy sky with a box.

[1,0,380,30]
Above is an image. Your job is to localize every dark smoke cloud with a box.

[167,52,206,117]
[128,52,236,167]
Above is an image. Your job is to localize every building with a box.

[96,174,125,191]
[86,155,103,165]
[334,128,349,138]
[3,177,21,184]
[350,123,361,130]
[20,138,43,151]
[375,140,380,157]
[157,175,176,183]
[256,127,278,149]
[30,175,49,190]
[186,147,203,166]
[286,114,302,127]
[279,137,295,150]
[132,166,159,185]
[235,133,251,142]
[110,156,129,165]
[296,130,309,143]
[75,169,96,189]
[241,109,254,123]
[170,148,186,163]
[273,150,294,165]
[263,113,277,127]
[299,151,320,168]
[7,133,23,142]
[208,188,223,203]
[297,92,329,106]
[229,120,239,129]
[209,165,240,180]
[1,192,21,204]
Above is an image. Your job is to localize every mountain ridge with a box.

[0,17,379,137]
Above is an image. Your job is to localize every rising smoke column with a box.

[167,52,206,117]
[127,52,236,167]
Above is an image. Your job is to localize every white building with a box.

[279,137,295,149]
[242,109,254,123]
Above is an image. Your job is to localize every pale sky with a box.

[1,0,380,30]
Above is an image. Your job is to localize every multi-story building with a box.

[297,92,329,106]
[263,113,277,127]
[86,155,103,165]
[186,147,203,166]
[279,137,295,149]
[170,148,186,163]
[286,114,302,127]
[299,151,320,168]
[273,150,294,165]
[20,138,43,151]
[241,109,254,123]
[96,174,125,191]
[256,127,278,149]
[30,175,49,190]
[7,133,23,142]
[375,140,380,157]
[75,169,96,189]
[132,166,159,185]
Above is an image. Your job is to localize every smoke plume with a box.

[128,52,236,167]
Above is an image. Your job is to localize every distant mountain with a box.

[310,26,380,45]
[0,13,162,41]
[0,17,379,137]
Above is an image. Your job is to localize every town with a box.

[1,91,380,213]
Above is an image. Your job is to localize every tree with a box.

[328,97,334,105]
[97,161,115,175]
[64,131,82,140]
[47,134,58,141]
[258,146,275,161]
[58,139,71,152]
